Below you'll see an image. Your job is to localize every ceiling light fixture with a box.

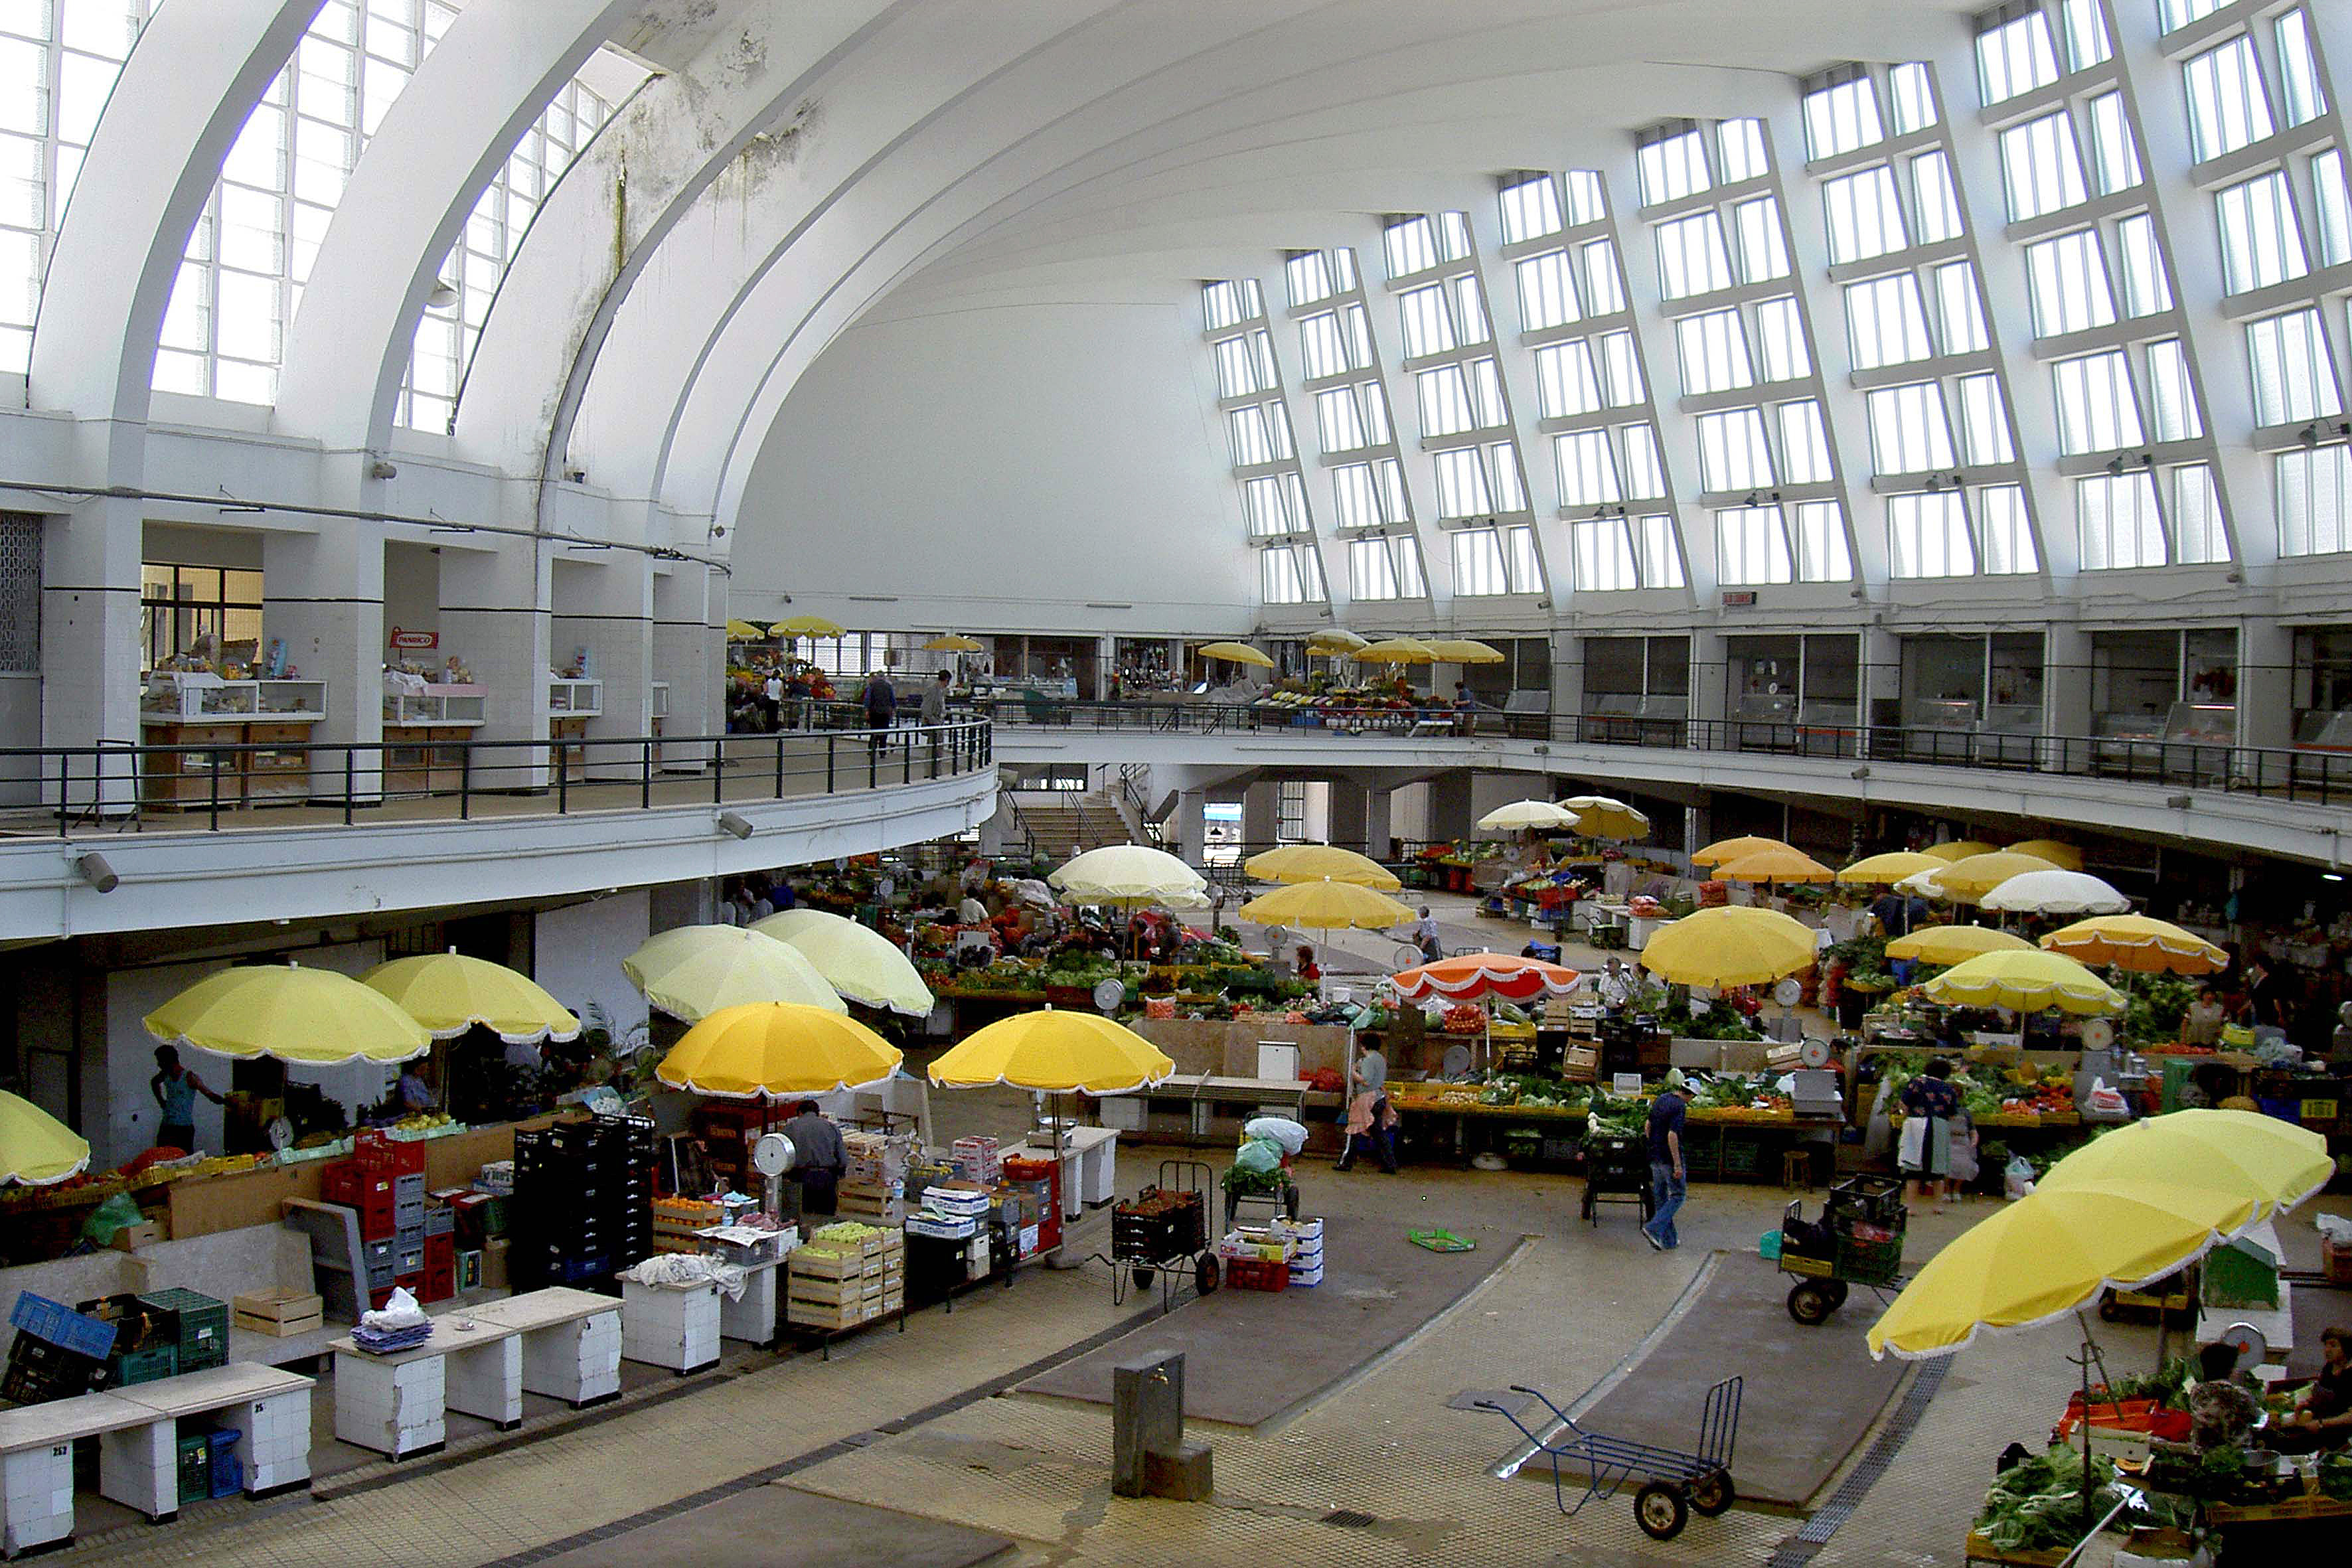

[426,278,459,309]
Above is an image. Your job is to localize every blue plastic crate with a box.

[207,1430,242,1499]
[9,1292,118,1360]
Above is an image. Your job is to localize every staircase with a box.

[1018,789,1135,860]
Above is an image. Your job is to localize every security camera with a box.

[76,852,119,894]
[716,811,755,840]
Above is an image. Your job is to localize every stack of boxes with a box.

[1215,1225,1296,1292]
[688,1103,770,1193]
[837,1128,916,1225]
[133,1290,228,1374]
[652,1196,727,1253]
[786,1223,904,1332]
[1001,1154,1061,1254]
[949,1136,1000,1184]
[2,1295,116,1404]
[1273,1217,1324,1287]
[509,1114,656,1290]
[322,1131,434,1307]
[905,1182,988,1242]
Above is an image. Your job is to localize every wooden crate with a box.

[232,1290,323,1338]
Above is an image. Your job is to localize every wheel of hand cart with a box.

[1689,1468,1735,1517]
[1634,1481,1689,1541]
[1132,1264,1156,1290]
[1195,1253,1219,1295]
[1786,1279,1836,1326]
[2097,1289,2120,1322]
[1823,1279,1849,1310]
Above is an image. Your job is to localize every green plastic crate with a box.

[137,1289,228,1368]
[176,1433,212,1505]
[109,1343,177,1387]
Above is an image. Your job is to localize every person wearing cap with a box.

[1641,1069,1690,1251]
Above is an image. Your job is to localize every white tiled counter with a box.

[720,1259,783,1346]
[110,1364,315,1500]
[2,1393,153,1554]
[469,1288,623,1408]
[620,1280,722,1373]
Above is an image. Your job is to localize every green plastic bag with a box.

[81,1193,145,1246]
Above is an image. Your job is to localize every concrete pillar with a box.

[1426,773,1473,842]
[39,495,143,813]
[1551,639,1583,723]
[2239,617,2292,753]
[1241,782,1279,848]
[550,554,653,780]
[1364,787,1393,861]
[2045,625,2093,772]
[262,516,385,800]
[1327,781,1369,852]
[651,565,719,770]
[1686,798,1713,860]
[1689,630,1729,744]
[1859,624,1901,758]
[439,538,550,789]
[1173,791,1208,866]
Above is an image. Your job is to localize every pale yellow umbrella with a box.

[1921,949,2124,1014]
[1478,799,1581,832]
[145,963,432,1064]
[1049,844,1208,906]
[772,614,846,639]
[360,949,582,1043]
[655,1003,903,1099]
[1836,851,1952,886]
[1243,843,1402,890]
[927,1010,1175,1095]
[1356,637,1439,664]
[2005,839,2084,871]
[1426,639,1506,663]
[1927,839,2000,861]
[622,926,846,1024]
[1,1091,90,1187]
[750,909,935,1016]
[1714,846,1836,885]
[1557,795,1650,840]
[2040,914,2229,975]
[1909,850,2061,903]
[1976,870,2130,918]
[1306,628,1370,655]
[1885,925,2036,965]
[921,633,983,653]
[1196,641,1275,668]
[724,619,767,640]
[2038,1109,2333,1218]
[1638,906,1819,988]
[1691,834,1795,868]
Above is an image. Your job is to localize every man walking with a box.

[860,668,897,757]
[919,668,949,727]
[1642,1068,1689,1251]
[1411,905,1442,963]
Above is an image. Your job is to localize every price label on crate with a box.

[1612,1072,1643,1095]
[2300,1097,2337,1125]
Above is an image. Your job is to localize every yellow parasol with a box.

[772,615,846,639]
[1976,870,2131,917]
[1478,799,1581,832]
[2039,914,2229,975]
[1638,906,1819,988]
[1307,628,1371,655]
[724,619,767,640]
[2039,1109,2333,1218]
[927,1009,1175,1095]
[1885,925,2036,965]
[749,909,935,1016]
[1921,949,2124,1014]
[655,1003,903,1099]
[1,1091,90,1187]
[1196,641,1275,668]
[1049,844,1208,907]
[359,949,582,1044]
[1243,844,1402,890]
[1908,850,2061,903]
[921,633,983,653]
[621,926,846,1024]
[1691,834,1796,868]
[1355,637,1439,664]
[1926,839,1999,862]
[145,963,432,1064]
[1836,851,1952,886]
[1427,638,1506,663]
[1237,878,1415,931]
[1557,795,1650,840]
[2005,839,2084,871]
[1868,1180,2260,1360]
[1713,846,1836,885]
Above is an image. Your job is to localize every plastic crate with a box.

[1223,1257,1289,1292]
[1825,1174,1905,1227]
[1,1335,103,1404]
[136,1288,229,1368]
[176,1433,212,1505]
[208,1431,244,1499]
[352,1129,426,1176]
[109,1343,179,1387]
[1833,1233,1903,1286]
[10,1293,119,1360]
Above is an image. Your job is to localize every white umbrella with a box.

[1978,870,2132,917]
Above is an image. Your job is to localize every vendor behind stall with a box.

[783,1099,846,1216]
[150,1046,224,1153]
[2276,1325,2352,1452]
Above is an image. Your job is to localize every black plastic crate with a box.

[1826,1174,1905,1226]
[2,1334,104,1404]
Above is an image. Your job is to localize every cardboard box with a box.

[108,1219,165,1251]
[480,1237,510,1291]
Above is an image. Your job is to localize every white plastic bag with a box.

[361,1286,428,1331]
[1896,1113,1929,1172]
[2084,1076,2130,1117]
[2005,1154,2036,1200]
[1243,1117,1308,1155]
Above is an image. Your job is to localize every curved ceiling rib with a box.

[26,0,317,440]
[273,0,636,452]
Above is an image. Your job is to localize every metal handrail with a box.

[3,718,994,838]
[984,699,2352,809]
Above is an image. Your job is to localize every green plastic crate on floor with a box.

[176,1433,212,1505]
[1722,1137,1763,1176]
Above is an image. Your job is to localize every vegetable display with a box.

[1974,1447,2138,1553]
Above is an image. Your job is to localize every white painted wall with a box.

[731,301,1256,637]
[533,891,651,1054]
[104,940,389,1167]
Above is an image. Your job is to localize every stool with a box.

[1229,1192,1283,1229]
[1782,1148,1814,1191]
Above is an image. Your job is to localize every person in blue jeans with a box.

[1642,1068,1689,1251]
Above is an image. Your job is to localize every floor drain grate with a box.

[1763,1358,1948,1567]
[1320,1510,1377,1528]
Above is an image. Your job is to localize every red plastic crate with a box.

[353,1130,426,1177]
[424,1232,454,1269]
[1223,1257,1289,1292]
[420,1267,456,1304]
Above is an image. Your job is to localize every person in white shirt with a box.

[958,894,989,926]
[761,671,785,730]
[1597,956,1632,1011]
[1410,907,1442,963]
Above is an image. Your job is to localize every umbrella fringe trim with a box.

[9,1153,92,1187]
[926,1073,1174,1095]
[1871,1228,2246,1362]
[141,1028,430,1065]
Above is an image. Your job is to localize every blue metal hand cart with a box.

[1474,1375,1741,1541]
